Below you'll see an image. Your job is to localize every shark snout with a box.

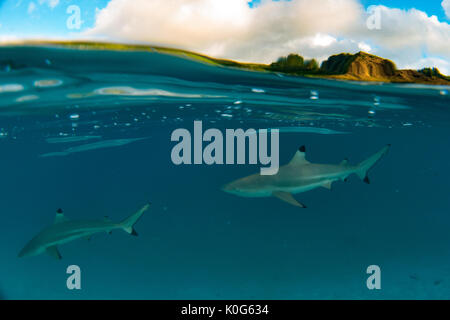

[18,242,41,258]
[18,247,30,258]
[221,183,233,192]
[222,181,248,197]
[222,182,239,194]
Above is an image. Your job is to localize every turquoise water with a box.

[0,46,450,299]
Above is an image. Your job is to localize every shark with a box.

[45,135,102,144]
[39,137,149,158]
[222,145,390,207]
[18,203,150,259]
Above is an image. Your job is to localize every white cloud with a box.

[27,0,59,14]
[358,42,372,52]
[84,0,450,74]
[355,6,450,74]
[85,0,363,61]
[443,0,450,19]
[86,0,252,56]
[27,2,36,14]
[311,34,337,47]
[0,35,18,43]
[38,0,59,9]
[404,57,450,75]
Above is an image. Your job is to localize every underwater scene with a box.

[0,44,450,300]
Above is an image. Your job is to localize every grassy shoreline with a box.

[3,40,449,85]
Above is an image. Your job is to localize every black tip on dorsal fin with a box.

[56,208,63,214]
[299,145,306,153]
[364,176,370,184]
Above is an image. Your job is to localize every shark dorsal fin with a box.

[289,146,310,166]
[46,246,62,260]
[54,208,68,224]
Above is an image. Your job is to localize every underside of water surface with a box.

[0,46,449,299]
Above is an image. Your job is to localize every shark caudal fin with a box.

[120,202,150,236]
[356,145,390,184]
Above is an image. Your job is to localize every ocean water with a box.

[0,46,449,300]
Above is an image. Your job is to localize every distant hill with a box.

[320,51,450,85]
[4,41,450,85]
[321,52,397,79]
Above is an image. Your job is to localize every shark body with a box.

[223,145,390,207]
[45,135,102,144]
[40,137,149,158]
[18,203,150,259]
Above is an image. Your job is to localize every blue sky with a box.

[360,0,447,18]
[0,0,109,38]
[0,0,448,38]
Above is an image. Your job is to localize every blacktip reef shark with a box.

[223,145,390,207]
[45,135,102,144]
[18,203,150,259]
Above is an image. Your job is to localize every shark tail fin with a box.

[356,145,390,183]
[120,202,151,236]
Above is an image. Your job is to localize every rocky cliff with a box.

[321,52,450,85]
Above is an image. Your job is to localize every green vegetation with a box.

[304,58,320,71]
[269,53,320,74]
[418,67,450,81]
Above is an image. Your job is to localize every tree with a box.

[271,54,304,71]
[286,54,304,68]
[304,59,319,71]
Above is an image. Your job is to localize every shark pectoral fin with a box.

[272,191,306,208]
[322,181,333,190]
[46,246,62,260]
